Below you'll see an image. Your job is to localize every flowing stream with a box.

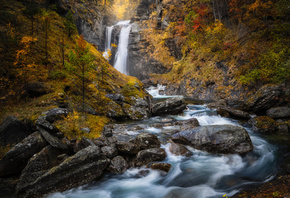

[50,85,277,198]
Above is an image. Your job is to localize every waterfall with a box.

[113,20,132,75]
[103,26,113,60]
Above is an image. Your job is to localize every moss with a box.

[255,116,276,129]
[122,77,145,99]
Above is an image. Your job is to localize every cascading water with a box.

[50,85,277,198]
[113,20,132,75]
[103,26,114,60]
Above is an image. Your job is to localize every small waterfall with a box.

[113,20,132,75]
[103,26,113,60]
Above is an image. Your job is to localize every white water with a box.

[147,84,183,98]
[113,20,132,75]
[50,88,277,198]
[103,26,114,60]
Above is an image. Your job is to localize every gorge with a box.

[0,0,289,198]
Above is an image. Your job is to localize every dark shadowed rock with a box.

[16,146,64,191]
[38,127,67,150]
[135,148,167,167]
[133,133,161,149]
[0,116,32,147]
[116,141,140,154]
[171,125,253,154]
[0,132,48,177]
[244,85,283,114]
[105,94,124,105]
[217,106,251,119]
[101,146,118,159]
[102,124,114,137]
[16,146,109,198]
[36,119,59,134]
[249,116,277,134]
[152,97,186,116]
[73,137,96,153]
[24,82,51,98]
[147,163,172,173]
[107,156,129,174]
[266,107,290,119]
[169,142,192,157]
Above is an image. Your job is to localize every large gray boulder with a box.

[116,141,140,154]
[107,156,129,174]
[36,108,68,123]
[152,97,186,116]
[0,132,48,177]
[16,146,64,191]
[171,125,253,154]
[0,116,32,147]
[16,146,110,198]
[243,85,284,114]
[266,107,290,119]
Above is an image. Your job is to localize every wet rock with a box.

[133,133,161,150]
[123,96,151,120]
[152,97,186,116]
[169,142,192,157]
[101,146,118,159]
[0,132,48,177]
[147,163,172,173]
[171,125,253,154]
[266,107,290,119]
[16,146,63,191]
[38,127,67,150]
[107,156,129,174]
[0,116,32,147]
[16,146,110,198]
[116,141,140,154]
[249,116,277,134]
[0,176,18,197]
[135,148,167,167]
[217,106,251,119]
[102,124,114,137]
[244,85,284,114]
[174,118,200,130]
[105,94,124,105]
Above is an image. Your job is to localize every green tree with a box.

[65,35,96,115]
[64,11,76,38]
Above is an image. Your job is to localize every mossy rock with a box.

[250,116,277,134]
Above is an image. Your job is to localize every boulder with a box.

[107,156,129,174]
[116,141,140,154]
[147,163,172,173]
[249,116,277,134]
[266,107,290,119]
[0,132,48,177]
[152,97,186,116]
[38,127,67,150]
[24,82,51,98]
[171,125,253,154]
[174,118,200,131]
[106,101,127,120]
[169,142,192,157]
[36,119,59,134]
[16,146,64,191]
[102,124,114,137]
[73,137,96,153]
[16,146,110,198]
[133,133,161,150]
[216,106,251,119]
[101,146,118,159]
[244,85,283,114]
[37,108,68,123]
[105,94,124,105]
[0,116,32,147]
[135,148,167,167]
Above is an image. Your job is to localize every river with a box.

[49,85,277,198]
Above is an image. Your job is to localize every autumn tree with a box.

[23,0,41,36]
[65,35,96,115]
